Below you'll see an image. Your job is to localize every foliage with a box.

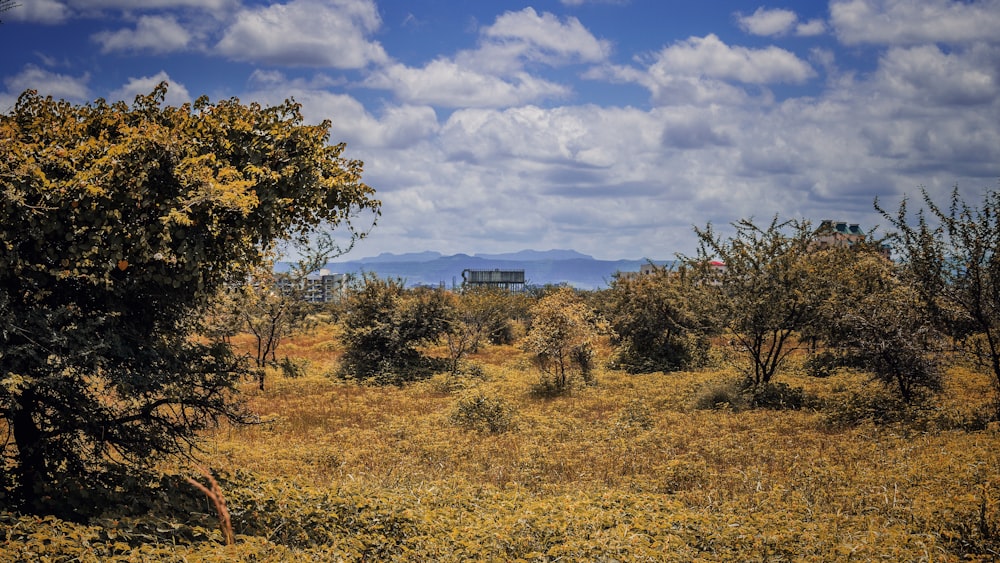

[523,287,606,393]
[878,186,1000,414]
[450,391,518,434]
[442,287,516,374]
[3,327,1000,560]
[0,84,378,516]
[806,247,944,402]
[338,274,454,384]
[686,216,815,387]
[604,265,713,373]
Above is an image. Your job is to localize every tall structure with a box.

[461,269,526,291]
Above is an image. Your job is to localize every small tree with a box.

[338,274,454,384]
[443,287,522,373]
[604,265,713,373]
[524,287,605,392]
[878,186,1000,411]
[686,217,815,387]
[232,235,351,388]
[0,85,379,515]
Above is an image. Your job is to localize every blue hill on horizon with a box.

[311,249,674,289]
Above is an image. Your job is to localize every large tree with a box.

[687,217,815,387]
[0,85,379,515]
[805,247,942,403]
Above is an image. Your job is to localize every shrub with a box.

[450,392,518,434]
[278,356,310,379]
[694,381,747,411]
[743,380,813,410]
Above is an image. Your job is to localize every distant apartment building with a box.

[814,220,866,249]
[276,269,347,303]
[461,269,526,291]
[814,220,890,257]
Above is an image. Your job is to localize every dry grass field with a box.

[3,323,999,561]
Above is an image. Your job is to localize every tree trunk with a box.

[11,390,46,513]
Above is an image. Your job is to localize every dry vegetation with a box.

[3,323,999,561]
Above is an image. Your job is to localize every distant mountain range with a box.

[312,249,673,290]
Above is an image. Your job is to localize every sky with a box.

[2,0,1000,261]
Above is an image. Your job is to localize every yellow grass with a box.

[3,327,999,561]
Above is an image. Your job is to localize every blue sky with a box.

[2,0,999,260]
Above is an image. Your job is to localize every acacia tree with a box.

[686,217,815,387]
[878,187,1000,411]
[0,85,379,516]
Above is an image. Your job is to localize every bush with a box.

[694,381,747,411]
[694,379,813,411]
[278,356,310,378]
[743,380,813,410]
[450,392,518,434]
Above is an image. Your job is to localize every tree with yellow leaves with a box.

[0,84,379,516]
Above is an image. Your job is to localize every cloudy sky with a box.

[2,0,999,260]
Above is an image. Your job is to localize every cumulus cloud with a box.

[215,0,388,68]
[595,34,815,106]
[481,7,611,65]
[5,0,71,24]
[795,19,826,37]
[652,34,815,84]
[3,65,90,101]
[875,44,999,106]
[92,15,191,54]
[365,60,570,108]
[108,71,191,106]
[364,8,608,108]
[831,0,1000,45]
[737,7,798,36]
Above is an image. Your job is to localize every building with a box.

[814,220,867,249]
[813,220,890,257]
[461,269,526,291]
[276,269,347,303]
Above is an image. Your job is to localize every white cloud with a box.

[795,19,826,37]
[245,78,440,150]
[481,7,611,64]
[365,60,570,108]
[364,8,606,108]
[216,0,388,68]
[650,34,815,84]
[875,44,998,106]
[108,71,191,106]
[92,15,192,54]
[5,0,71,24]
[831,0,1000,45]
[595,34,815,106]
[3,65,90,101]
[737,7,798,36]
